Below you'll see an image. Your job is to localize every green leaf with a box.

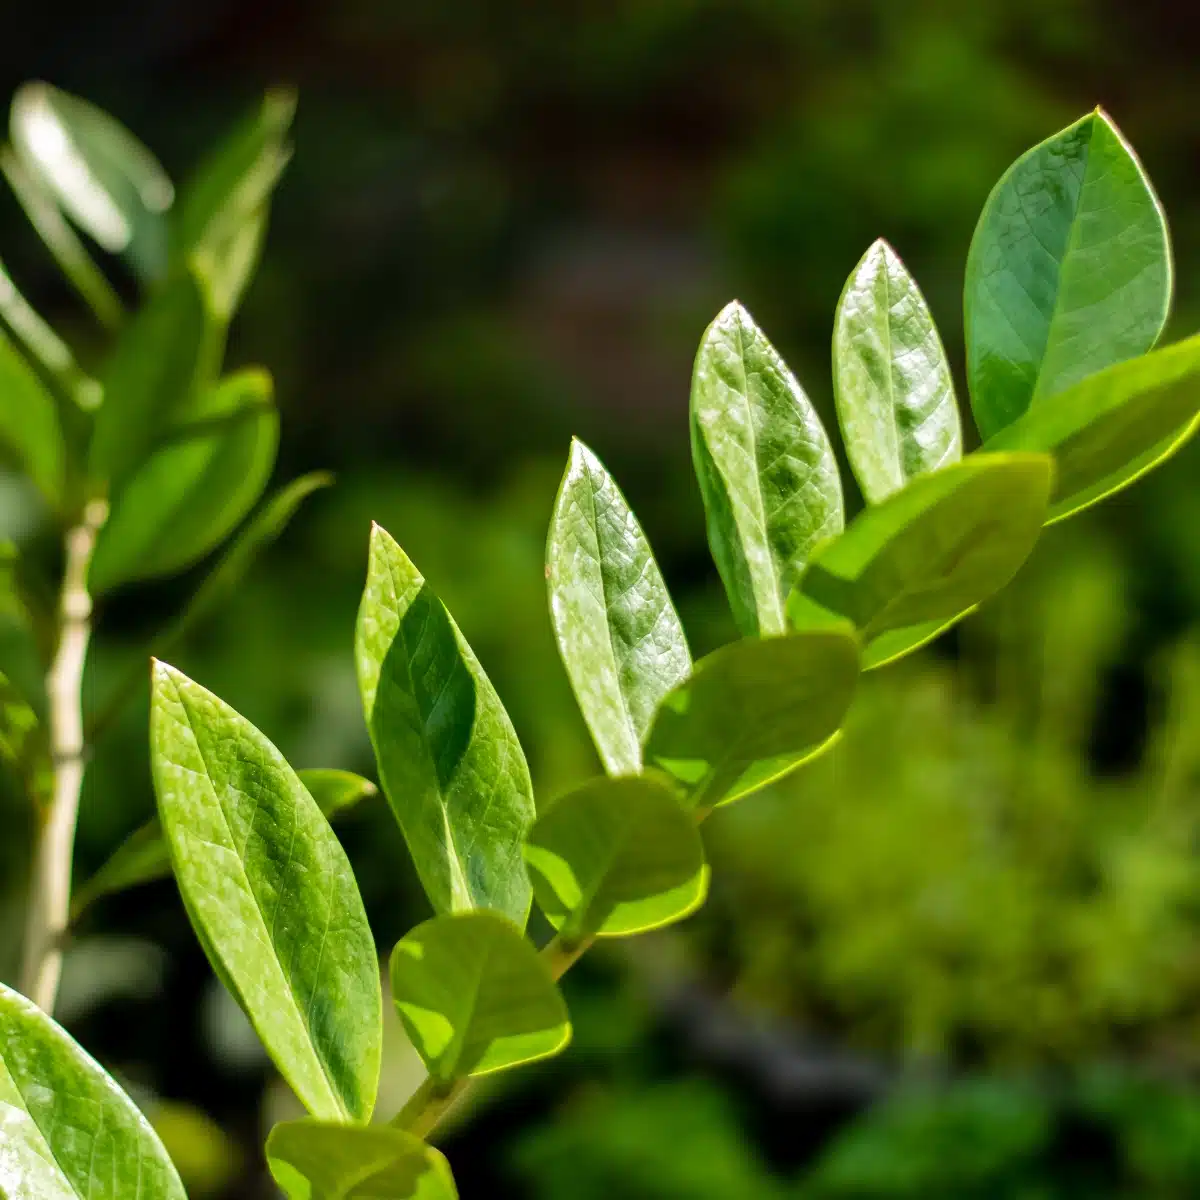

[833,239,961,503]
[643,629,860,809]
[0,542,47,722]
[91,368,279,591]
[390,911,570,1083]
[691,300,843,637]
[267,1120,458,1200]
[11,82,174,283]
[356,524,535,925]
[0,669,50,808]
[0,322,63,505]
[964,109,1172,440]
[0,144,124,330]
[524,776,708,940]
[71,768,374,918]
[547,438,691,775]
[150,662,382,1123]
[787,454,1053,665]
[89,264,222,488]
[172,90,294,319]
[0,980,187,1200]
[985,332,1200,522]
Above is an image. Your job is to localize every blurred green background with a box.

[4,1,1200,1196]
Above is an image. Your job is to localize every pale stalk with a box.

[19,499,107,1012]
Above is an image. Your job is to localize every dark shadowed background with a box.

[4,2,1200,1196]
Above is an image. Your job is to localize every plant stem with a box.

[19,499,107,1012]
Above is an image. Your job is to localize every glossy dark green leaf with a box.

[91,368,279,591]
[11,82,174,282]
[985,332,1200,522]
[833,239,961,503]
[150,663,382,1123]
[71,768,374,918]
[390,912,570,1082]
[267,1120,458,1200]
[172,90,294,319]
[90,265,222,488]
[0,980,187,1200]
[356,524,535,925]
[0,322,63,505]
[643,629,860,809]
[691,301,843,637]
[524,776,708,939]
[0,143,124,330]
[787,454,1053,666]
[547,438,691,775]
[965,109,1172,440]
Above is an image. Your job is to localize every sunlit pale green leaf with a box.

[89,265,222,487]
[71,768,374,918]
[524,776,708,939]
[390,912,570,1082]
[985,332,1200,522]
[91,368,278,591]
[643,629,860,809]
[150,663,381,1123]
[172,90,294,319]
[787,454,1053,666]
[691,301,843,637]
[547,438,690,775]
[834,239,961,503]
[11,82,174,283]
[965,109,1172,440]
[267,1119,458,1200]
[0,980,186,1200]
[0,323,63,506]
[356,524,535,925]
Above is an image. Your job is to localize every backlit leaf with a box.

[833,239,960,502]
[150,662,382,1123]
[547,438,690,775]
[985,332,1200,522]
[268,1120,458,1200]
[0,980,186,1200]
[524,775,708,939]
[787,454,1053,666]
[356,524,534,925]
[390,912,570,1082]
[643,629,859,809]
[91,368,278,591]
[691,301,843,637]
[965,109,1172,440]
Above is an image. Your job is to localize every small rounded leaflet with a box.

[984,332,1200,524]
[787,453,1054,668]
[390,911,571,1084]
[0,981,187,1200]
[524,775,709,940]
[642,628,860,810]
[267,1119,458,1200]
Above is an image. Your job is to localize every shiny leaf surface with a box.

[0,981,186,1200]
[834,239,960,502]
[390,912,570,1083]
[524,775,708,939]
[691,301,843,636]
[986,331,1200,522]
[150,663,382,1123]
[965,109,1171,439]
[787,454,1053,664]
[547,438,690,775]
[356,524,534,925]
[643,630,860,809]
[267,1120,458,1200]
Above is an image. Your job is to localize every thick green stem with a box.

[19,499,107,1012]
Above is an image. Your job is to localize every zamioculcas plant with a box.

[4,99,1198,1200]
